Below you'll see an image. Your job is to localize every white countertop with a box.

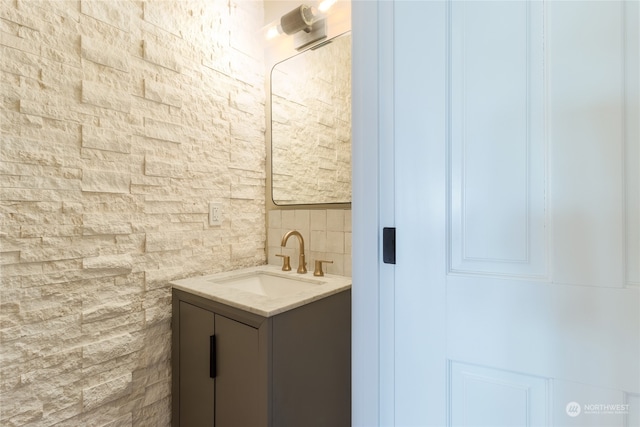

[170,265,352,317]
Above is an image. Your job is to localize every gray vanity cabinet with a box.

[172,288,351,427]
[177,301,259,426]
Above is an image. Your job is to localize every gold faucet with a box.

[280,230,307,274]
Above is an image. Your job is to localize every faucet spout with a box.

[280,230,307,274]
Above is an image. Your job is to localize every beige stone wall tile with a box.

[0,1,265,424]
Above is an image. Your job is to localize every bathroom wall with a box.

[0,1,265,425]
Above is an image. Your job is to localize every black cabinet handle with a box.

[209,335,216,378]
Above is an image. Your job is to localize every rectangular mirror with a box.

[269,32,351,206]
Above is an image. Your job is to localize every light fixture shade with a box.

[318,0,337,13]
[280,5,316,35]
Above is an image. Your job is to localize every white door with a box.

[392,1,639,426]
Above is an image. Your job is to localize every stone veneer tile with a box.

[80,0,131,33]
[81,170,131,194]
[142,39,181,72]
[82,125,132,154]
[82,80,132,113]
[143,79,183,108]
[0,1,265,425]
[81,35,130,72]
[142,117,186,145]
[82,373,133,410]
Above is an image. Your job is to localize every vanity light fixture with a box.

[265,0,337,41]
[266,4,318,39]
[280,4,318,35]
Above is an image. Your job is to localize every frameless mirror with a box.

[270,32,351,206]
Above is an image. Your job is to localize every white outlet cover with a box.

[209,202,222,226]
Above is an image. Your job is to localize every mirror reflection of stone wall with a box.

[271,34,351,205]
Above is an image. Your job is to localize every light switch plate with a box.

[209,202,222,226]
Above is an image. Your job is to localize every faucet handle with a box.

[276,254,291,271]
[313,259,333,277]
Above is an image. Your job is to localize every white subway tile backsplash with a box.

[310,230,327,252]
[310,210,327,230]
[281,210,295,228]
[327,210,345,232]
[294,209,310,233]
[268,209,281,228]
[268,209,351,277]
[326,231,345,254]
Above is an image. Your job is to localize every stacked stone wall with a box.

[0,1,265,425]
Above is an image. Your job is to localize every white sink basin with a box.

[211,272,324,298]
[171,265,351,317]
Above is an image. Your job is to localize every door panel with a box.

[450,362,549,427]
[548,1,635,288]
[446,277,554,377]
[214,314,259,427]
[179,302,215,426]
[450,0,547,278]
[394,1,639,426]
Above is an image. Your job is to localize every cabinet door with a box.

[214,314,260,427]
[179,301,215,426]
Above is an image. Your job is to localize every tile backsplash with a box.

[268,209,352,277]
